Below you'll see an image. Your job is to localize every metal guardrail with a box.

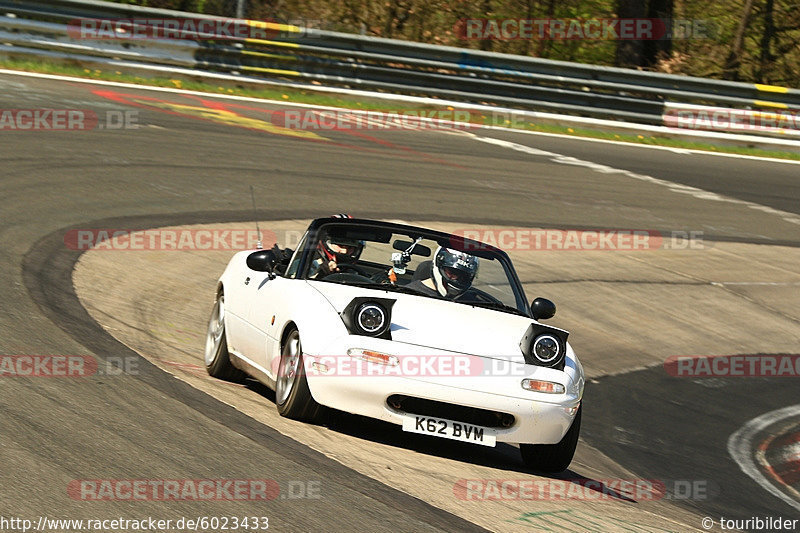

[2,0,799,139]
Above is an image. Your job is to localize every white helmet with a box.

[432,247,479,298]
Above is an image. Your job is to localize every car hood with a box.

[308,281,536,362]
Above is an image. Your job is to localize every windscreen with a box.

[299,223,529,316]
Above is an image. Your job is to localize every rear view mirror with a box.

[531,297,556,320]
[392,239,431,257]
[246,250,278,272]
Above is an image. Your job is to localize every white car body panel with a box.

[215,239,585,445]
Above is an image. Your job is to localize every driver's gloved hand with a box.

[370,269,393,285]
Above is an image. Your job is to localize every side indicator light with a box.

[347,348,398,366]
[521,379,565,394]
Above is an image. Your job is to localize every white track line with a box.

[2,68,800,166]
[468,134,800,227]
[727,404,800,512]
[482,126,800,165]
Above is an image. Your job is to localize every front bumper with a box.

[302,337,583,445]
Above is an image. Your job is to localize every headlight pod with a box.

[340,297,396,339]
[356,303,386,334]
[532,334,561,365]
[519,323,569,370]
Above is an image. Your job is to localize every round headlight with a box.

[356,303,386,335]
[532,334,561,364]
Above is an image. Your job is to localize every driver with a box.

[405,246,478,298]
[309,233,365,279]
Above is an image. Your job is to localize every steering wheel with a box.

[370,269,394,285]
[336,263,370,276]
[322,272,373,283]
[456,288,504,305]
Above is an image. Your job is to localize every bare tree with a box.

[643,0,673,66]
[722,0,756,80]
[384,0,414,38]
[479,0,494,51]
[756,0,776,81]
[615,0,674,68]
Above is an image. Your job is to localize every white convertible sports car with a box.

[204,217,584,472]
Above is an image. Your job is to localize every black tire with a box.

[275,328,324,423]
[204,292,246,382]
[520,405,581,473]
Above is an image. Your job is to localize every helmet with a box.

[318,234,365,265]
[432,247,478,298]
[315,214,365,266]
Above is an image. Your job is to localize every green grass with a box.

[0,57,435,110]
[3,57,799,161]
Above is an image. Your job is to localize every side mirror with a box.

[246,250,278,272]
[531,297,556,320]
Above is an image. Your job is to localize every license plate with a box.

[401,415,496,447]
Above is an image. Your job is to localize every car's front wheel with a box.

[275,328,324,423]
[204,291,246,382]
[520,405,581,473]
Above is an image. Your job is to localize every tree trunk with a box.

[757,0,776,82]
[722,0,756,80]
[523,0,534,56]
[643,0,673,67]
[537,0,556,58]
[479,0,493,51]
[615,0,648,68]
[384,1,397,38]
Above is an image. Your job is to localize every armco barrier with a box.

[1,0,798,143]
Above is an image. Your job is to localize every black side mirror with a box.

[246,250,278,272]
[531,297,556,320]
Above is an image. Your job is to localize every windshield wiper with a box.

[461,300,528,316]
[350,281,402,290]
[353,281,429,294]
[348,281,448,300]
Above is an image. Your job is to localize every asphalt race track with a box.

[1,71,799,532]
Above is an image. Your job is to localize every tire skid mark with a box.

[728,404,800,512]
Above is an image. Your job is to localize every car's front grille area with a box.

[386,394,515,429]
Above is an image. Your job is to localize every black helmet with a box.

[316,214,365,265]
[318,235,365,264]
[432,247,478,297]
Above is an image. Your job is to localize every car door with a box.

[247,235,309,380]
[246,275,294,380]
[222,264,267,362]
